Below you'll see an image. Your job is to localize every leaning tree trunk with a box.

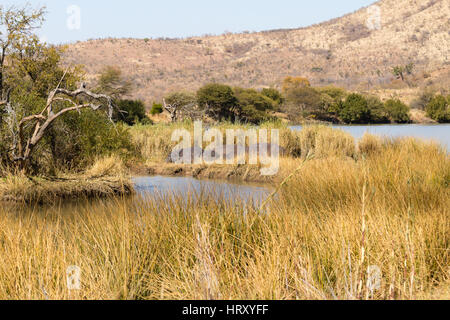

[7,83,115,171]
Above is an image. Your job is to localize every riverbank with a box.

[0,131,447,299]
[0,157,134,204]
[0,174,133,204]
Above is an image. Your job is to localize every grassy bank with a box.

[0,156,133,203]
[0,132,448,300]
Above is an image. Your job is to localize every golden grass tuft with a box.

[86,155,126,178]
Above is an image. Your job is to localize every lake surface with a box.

[133,176,272,206]
[291,124,450,151]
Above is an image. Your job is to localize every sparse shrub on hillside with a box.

[384,99,411,123]
[426,95,450,123]
[392,63,415,81]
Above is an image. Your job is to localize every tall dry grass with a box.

[0,136,448,300]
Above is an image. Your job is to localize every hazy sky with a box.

[1,0,377,44]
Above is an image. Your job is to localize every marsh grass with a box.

[0,157,132,203]
[0,135,448,300]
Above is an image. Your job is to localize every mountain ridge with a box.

[63,0,450,103]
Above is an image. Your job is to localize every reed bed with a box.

[0,135,448,300]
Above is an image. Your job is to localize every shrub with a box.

[261,88,283,106]
[150,103,163,115]
[44,110,135,171]
[366,96,390,123]
[426,95,449,123]
[115,99,150,125]
[384,99,411,123]
[234,87,275,124]
[197,83,238,121]
[339,94,370,124]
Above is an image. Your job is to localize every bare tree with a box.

[163,92,196,122]
[162,98,178,122]
[5,81,114,169]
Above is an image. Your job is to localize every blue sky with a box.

[2,0,376,44]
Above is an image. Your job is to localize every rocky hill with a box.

[63,0,450,104]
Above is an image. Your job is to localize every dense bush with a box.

[234,87,275,124]
[366,96,390,123]
[283,86,324,121]
[384,99,411,123]
[426,95,449,123]
[261,88,283,107]
[338,94,371,124]
[150,103,163,115]
[115,99,151,125]
[197,83,238,121]
[43,110,135,171]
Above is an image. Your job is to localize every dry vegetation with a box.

[63,0,450,103]
[0,131,448,300]
[0,157,133,203]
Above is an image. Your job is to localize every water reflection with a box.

[133,176,272,207]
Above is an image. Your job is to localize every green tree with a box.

[283,86,327,122]
[197,83,238,121]
[384,99,411,123]
[339,94,370,124]
[366,96,390,123]
[392,63,414,81]
[114,99,150,125]
[0,4,45,102]
[426,95,449,123]
[234,87,275,123]
[0,5,133,172]
[261,88,283,106]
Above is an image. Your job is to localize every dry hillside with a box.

[63,0,450,104]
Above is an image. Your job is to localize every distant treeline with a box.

[146,77,449,124]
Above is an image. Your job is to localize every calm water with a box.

[133,176,272,206]
[291,124,450,151]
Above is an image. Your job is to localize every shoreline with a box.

[0,175,134,204]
